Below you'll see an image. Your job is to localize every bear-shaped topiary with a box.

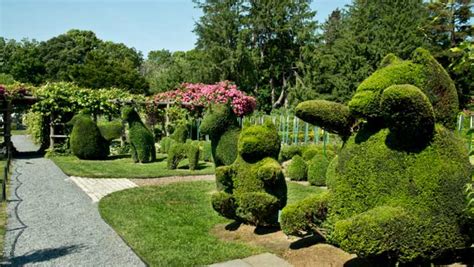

[211,121,288,226]
[69,113,109,160]
[281,48,472,264]
[122,106,156,163]
[199,104,240,167]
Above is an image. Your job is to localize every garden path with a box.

[3,135,145,266]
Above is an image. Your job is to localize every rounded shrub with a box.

[287,155,307,181]
[280,192,329,236]
[69,114,109,160]
[167,142,187,169]
[122,107,156,163]
[187,141,200,170]
[302,147,320,161]
[307,153,335,186]
[279,144,307,162]
[159,136,174,153]
[98,120,123,142]
[171,124,189,143]
[211,122,287,226]
[380,84,435,143]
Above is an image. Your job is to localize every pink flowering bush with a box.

[154,81,256,117]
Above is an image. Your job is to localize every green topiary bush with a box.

[211,122,287,226]
[302,147,320,161]
[280,191,329,236]
[282,48,472,264]
[167,142,187,169]
[287,155,307,181]
[122,107,156,163]
[159,136,174,153]
[199,104,240,167]
[171,123,189,143]
[295,100,355,140]
[200,141,213,162]
[187,140,200,171]
[98,120,123,142]
[307,154,332,186]
[69,114,109,160]
[279,144,307,162]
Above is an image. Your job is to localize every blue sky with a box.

[0,0,351,58]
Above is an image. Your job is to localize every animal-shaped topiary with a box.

[68,113,109,160]
[122,106,156,163]
[211,122,287,226]
[281,48,472,264]
[199,104,240,167]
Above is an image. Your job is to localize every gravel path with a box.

[3,135,145,266]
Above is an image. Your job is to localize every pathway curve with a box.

[3,135,145,266]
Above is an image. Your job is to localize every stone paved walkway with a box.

[209,253,292,267]
[69,176,137,202]
[3,135,145,266]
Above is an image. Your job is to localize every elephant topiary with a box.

[211,122,287,226]
[281,48,472,264]
[122,106,156,163]
[199,104,240,167]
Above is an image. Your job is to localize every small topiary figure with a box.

[211,122,287,226]
[68,113,109,160]
[122,106,156,163]
[281,48,472,264]
[287,155,307,181]
[199,104,240,167]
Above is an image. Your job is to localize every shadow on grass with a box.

[177,162,210,170]
[8,244,86,266]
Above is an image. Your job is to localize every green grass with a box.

[50,154,215,178]
[99,181,323,266]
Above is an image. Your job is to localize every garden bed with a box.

[98,181,325,266]
[50,153,214,178]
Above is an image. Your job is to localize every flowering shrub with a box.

[154,81,256,117]
[0,83,32,100]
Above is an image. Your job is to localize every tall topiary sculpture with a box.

[199,104,240,167]
[69,113,109,160]
[122,106,156,163]
[281,48,472,264]
[211,122,287,226]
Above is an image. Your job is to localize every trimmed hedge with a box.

[348,48,458,129]
[295,100,354,140]
[98,120,123,142]
[287,155,307,181]
[380,84,435,144]
[200,141,213,162]
[211,122,287,226]
[200,104,240,167]
[171,124,189,143]
[326,126,471,262]
[307,154,332,186]
[159,137,174,153]
[69,114,109,160]
[280,191,329,236]
[279,144,307,162]
[122,107,156,163]
[187,141,200,170]
[167,142,187,169]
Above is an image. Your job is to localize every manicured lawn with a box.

[99,181,324,266]
[50,154,215,178]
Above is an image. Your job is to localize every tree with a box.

[293,0,429,105]
[193,0,317,112]
[423,0,473,108]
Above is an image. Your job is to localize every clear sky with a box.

[0,0,351,58]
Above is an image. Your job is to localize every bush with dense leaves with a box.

[287,155,307,181]
[307,153,335,186]
[167,142,187,169]
[200,141,213,162]
[122,106,156,163]
[211,122,287,226]
[200,104,240,167]
[282,48,472,264]
[279,144,307,162]
[69,114,109,160]
[186,140,200,170]
[98,120,123,142]
[159,136,174,153]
